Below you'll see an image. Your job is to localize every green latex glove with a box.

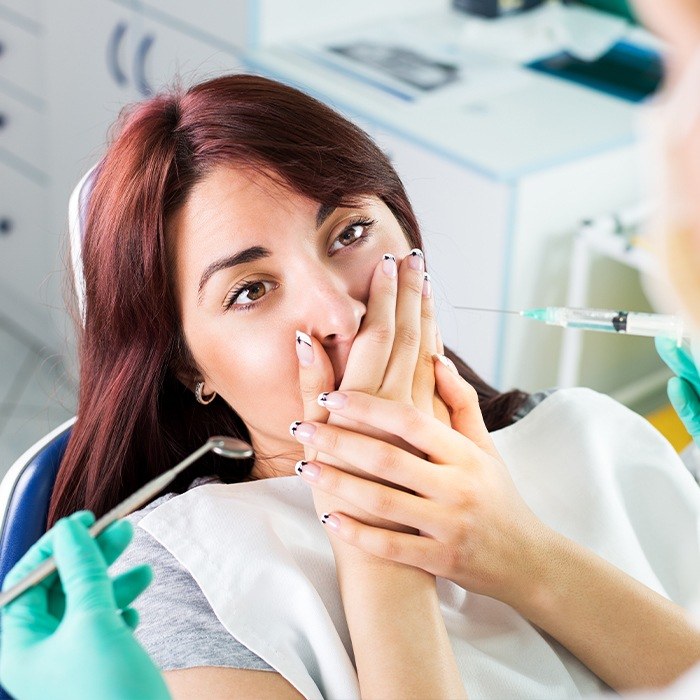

[656,336,700,444]
[0,511,171,700]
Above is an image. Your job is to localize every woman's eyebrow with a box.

[197,245,271,304]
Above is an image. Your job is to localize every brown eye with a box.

[225,280,277,310]
[329,218,376,254]
[246,282,266,300]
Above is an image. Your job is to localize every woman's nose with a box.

[295,269,366,348]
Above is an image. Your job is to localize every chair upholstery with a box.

[0,418,75,588]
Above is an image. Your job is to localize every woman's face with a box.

[169,165,413,475]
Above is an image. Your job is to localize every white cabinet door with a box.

[44,0,142,348]
[374,129,510,385]
[134,17,242,98]
[45,0,140,246]
[0,161,48,339]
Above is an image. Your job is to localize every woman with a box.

[44,75,700,698]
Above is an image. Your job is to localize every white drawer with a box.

[0,18,43,97]
[0,158,47,319]
[0,1,41,26]
[0,92,45,172]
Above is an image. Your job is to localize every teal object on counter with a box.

[575,0,638,23]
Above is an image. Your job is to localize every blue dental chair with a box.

[0,418,75,699]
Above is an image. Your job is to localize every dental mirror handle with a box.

[0,436,252,609]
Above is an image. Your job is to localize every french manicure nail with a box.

[436,353,459,375]
[295,460,320,480]
[317,391,348,409]
[422,272,432,298]
[382,253,397,278]
[295,330,314,367]
[408,248,424,272]
[321,513,341,531]
[289,420,302,437]
[293,422,316,441]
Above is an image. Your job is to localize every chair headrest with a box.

[67,163,101,324]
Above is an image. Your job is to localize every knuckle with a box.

[367,322,394,346]
[371,489,397,517]
[379,536,403,561]
[377,445,402,475]
[395,324,421,350]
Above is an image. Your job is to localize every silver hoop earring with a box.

[194,381,216,405]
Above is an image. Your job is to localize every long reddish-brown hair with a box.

[49,75,527,525]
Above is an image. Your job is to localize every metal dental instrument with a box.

[453,305,687,341]
[0,436,253,609]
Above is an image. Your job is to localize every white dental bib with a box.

[140,388,700,699]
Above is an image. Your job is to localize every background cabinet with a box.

[0,2,48,345]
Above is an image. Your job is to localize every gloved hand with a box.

[656,336,700,444]
[0,511,171,700]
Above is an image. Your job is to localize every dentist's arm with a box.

[0,511,171,700]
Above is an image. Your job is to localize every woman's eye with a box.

[329,219,375,254]
[225,280,276,310]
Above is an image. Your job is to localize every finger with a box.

[341,253,397,393]
[52,517,117,613]
[316,388,478,466]
[95,519,134,568]
[291,418,447,497]
[296,460,446,536]
[412,271,439,414]
[320,512,446,573]
[656,336,700,384]
[434,357,497,455]
[112,564,153,610]
[121,606,140,630]
[381,249,425,400]
[296,329,336,461]
[2,511,94,590]
[668,376,700,439]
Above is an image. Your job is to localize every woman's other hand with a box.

[0,512,170,700]
[292,358,548,605]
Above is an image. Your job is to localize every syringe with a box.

[521,307,687,342]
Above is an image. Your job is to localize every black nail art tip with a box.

[289,420,302,436]
[295,460,307,475]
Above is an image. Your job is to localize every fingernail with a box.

[295,330,314,366]
[317,391,347,409]
[382,253,397,278]
[422,272,432,298]
[408,248,424,271]
[295,460,320,480]
[321,513,340,531]
[435,353,459,375]
[292,421,316,442]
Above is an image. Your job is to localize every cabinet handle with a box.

[106,21,128,87]
[0,218,13,235]
[134,34,155,97]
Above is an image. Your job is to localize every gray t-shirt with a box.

[111,482,274,672]
[112,391,554,673]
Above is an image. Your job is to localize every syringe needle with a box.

[450,305,521,315]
